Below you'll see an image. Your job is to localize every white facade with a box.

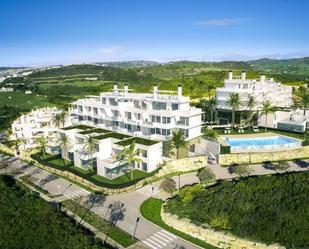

[216,71,293,110]
[0,87,14,92]
[59,125,163,178]
[11,107,70,150]
[258,108,309,132]
[71,84,203,141]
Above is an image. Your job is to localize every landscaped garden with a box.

[31,152,152,188]
[0,174,111,249]
[163,172,309,248]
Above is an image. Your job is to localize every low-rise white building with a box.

[71,84,203,141]
[58,125,162,178]
[216,71,293,124]
[258,108,309,132]
[10,107,70,151]
[0,87,14,92]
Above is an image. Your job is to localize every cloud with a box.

[98,46,124,55]
[194,18,253,27]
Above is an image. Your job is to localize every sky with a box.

[1,0,309,66]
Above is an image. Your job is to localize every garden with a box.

[163,171,309,248]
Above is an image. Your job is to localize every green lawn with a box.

[0,91,54,109]
[63,200,138,248]
[140,198,217,249]
[92,170,150,185]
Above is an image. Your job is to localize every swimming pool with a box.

[224,135,301,152]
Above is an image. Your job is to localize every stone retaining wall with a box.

[156,155,207,177]
[161,208,285,249]
[219,146,309,165]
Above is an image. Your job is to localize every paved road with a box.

[1,154,309,249]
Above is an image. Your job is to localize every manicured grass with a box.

[63,200,138,247]
[140,198,217,249]
[0,91,53,109]
[92,170,150,185]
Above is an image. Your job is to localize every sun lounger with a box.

[224,130,227,134]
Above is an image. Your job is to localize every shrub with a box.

[178,184,204,203]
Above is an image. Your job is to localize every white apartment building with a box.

[71,84,203,141]
[59,125,162,178]
[11,107,70,151]
[216,71,293,110]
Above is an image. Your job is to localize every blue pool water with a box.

[225,135,301,151]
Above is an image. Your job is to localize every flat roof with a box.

[116,137,159,146]
[62,125,93,131]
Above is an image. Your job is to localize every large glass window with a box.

[142,162,147,171]
[156,116,161,123]
[102,98,106,104]
[172,103,179,110]
[152,102,166,110]
[109,98,118,106]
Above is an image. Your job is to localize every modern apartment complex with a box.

[215,71,293,124]
[57,84,203,178]
[10,107,69,151]
[216,71,293,110]
[71,84,203,141]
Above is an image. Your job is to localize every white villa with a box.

[10,107,70,151]
[57,84,203,178]
[215,71,293,124]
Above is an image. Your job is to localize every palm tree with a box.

[227,93,241,129]
[118,141,142,181]
[206,82,215,100]
[168,130,189,159]
[58,134,70,165]
[261,101,277,131]
[247,95,256,130]
[83,135,97,170]
[299,91,309,115]
[37,135,48,159]
[59,110,67,127]
[207,98,216,128]
[52,113,62,128]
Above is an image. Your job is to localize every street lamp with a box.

[132,217,140,239]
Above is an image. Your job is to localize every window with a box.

[102,98,106,104]
[109,98,118,106]
[179,117,189,126]
[151,115,156,122]
[88,116,93,121]
[152,102,166,110]
[93,107,98,115]
[78,106,83,112]
[126,112,132,120]
[87,106,91,112]
[94,118,98,124]
[156,116,161,123]
[140,149,147,158]
[155,128,161,134]
[163,117,171,124]
[78,115,83,121]
[172,103,178,110]
[134,100,140,108]
[151,128,155,134]
[142,162,147,171]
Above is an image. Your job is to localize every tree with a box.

[83,135,97,170]
[227,93,241,129]
[261,101,277,131]
[160,178,177,197]
[168,130,189,159]
[298,91,309,115]
[58,134,70,165]
[206,82,215,100]
[118,141,141,181]
[247,95,256,130]
[234,164,252,177]
[207,98,217,128]
[273,161,290,172]
[202,126,218,139]
[52,113,62,128]
[59,110,67,127]
[36,136,48,159]
[198,167,216,184]
[108,201,126,226]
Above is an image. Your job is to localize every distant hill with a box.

[248,57,309,76]
[95,60,159,68]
